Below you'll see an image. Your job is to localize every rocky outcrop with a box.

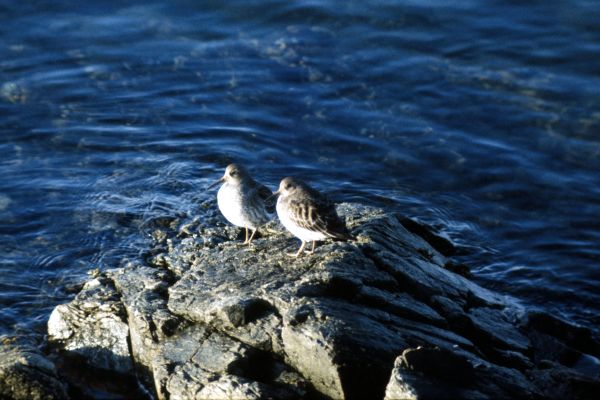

[47,204,600,399]
[0,340,68,400]
[47,275,133,375]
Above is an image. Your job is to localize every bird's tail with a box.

[328,227,355,241]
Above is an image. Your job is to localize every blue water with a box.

[1,0,599,339]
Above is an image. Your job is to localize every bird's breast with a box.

[217,184,246,227]
[276,197,327,241]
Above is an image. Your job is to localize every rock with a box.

[461,306,531,354]
[108,264,182,387]
[46,203,600,400]
[47,276,132,375]
[152,324,308,400]
[530,361,600,400]
[384,346,540,400]
[0,341,68,400]
[524,311,600,357]
[398,217,456,257]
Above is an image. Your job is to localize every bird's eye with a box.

[285,184,291,190]
[230,171,237,177]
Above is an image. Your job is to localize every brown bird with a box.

[274,177,352,257]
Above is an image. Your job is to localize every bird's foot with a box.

[287,241,307,257]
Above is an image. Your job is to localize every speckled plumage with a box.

[275,177,352,257]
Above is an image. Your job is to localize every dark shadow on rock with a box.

[443,260,472,278]
[526,311,600,359]
[224,298,279,327]
[337,348,396,400]
[0,340,69,400]
[228,347,327,400]
[49,347,148,400]
[398,216,455,257]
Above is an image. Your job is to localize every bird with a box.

[207,164,275,245]
[274,177,353,257]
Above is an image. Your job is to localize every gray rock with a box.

[46,203,600,400]
[108,264,182,387]
[152,324,307,400]
[0,341,68,400]
[384,346,540,400]
[165,205,520,399]
[47,276,132,374]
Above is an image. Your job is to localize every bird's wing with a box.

[288,196,351,240]
[256,184,276,213]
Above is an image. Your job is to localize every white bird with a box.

[208,164,274,244]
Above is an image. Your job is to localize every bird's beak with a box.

[266,189,280,202]
[206,177,224,190]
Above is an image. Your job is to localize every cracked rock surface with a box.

[0,340,68,400]
[47,203,600,399]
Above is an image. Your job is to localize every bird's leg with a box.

[243,227,249,244]
[246,229,258,245]
[289,241,306,257]
[306,241,317,254]
[295,241,307,257]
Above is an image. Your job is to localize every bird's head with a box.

[207,163,248,190]
[274,177,301,198]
